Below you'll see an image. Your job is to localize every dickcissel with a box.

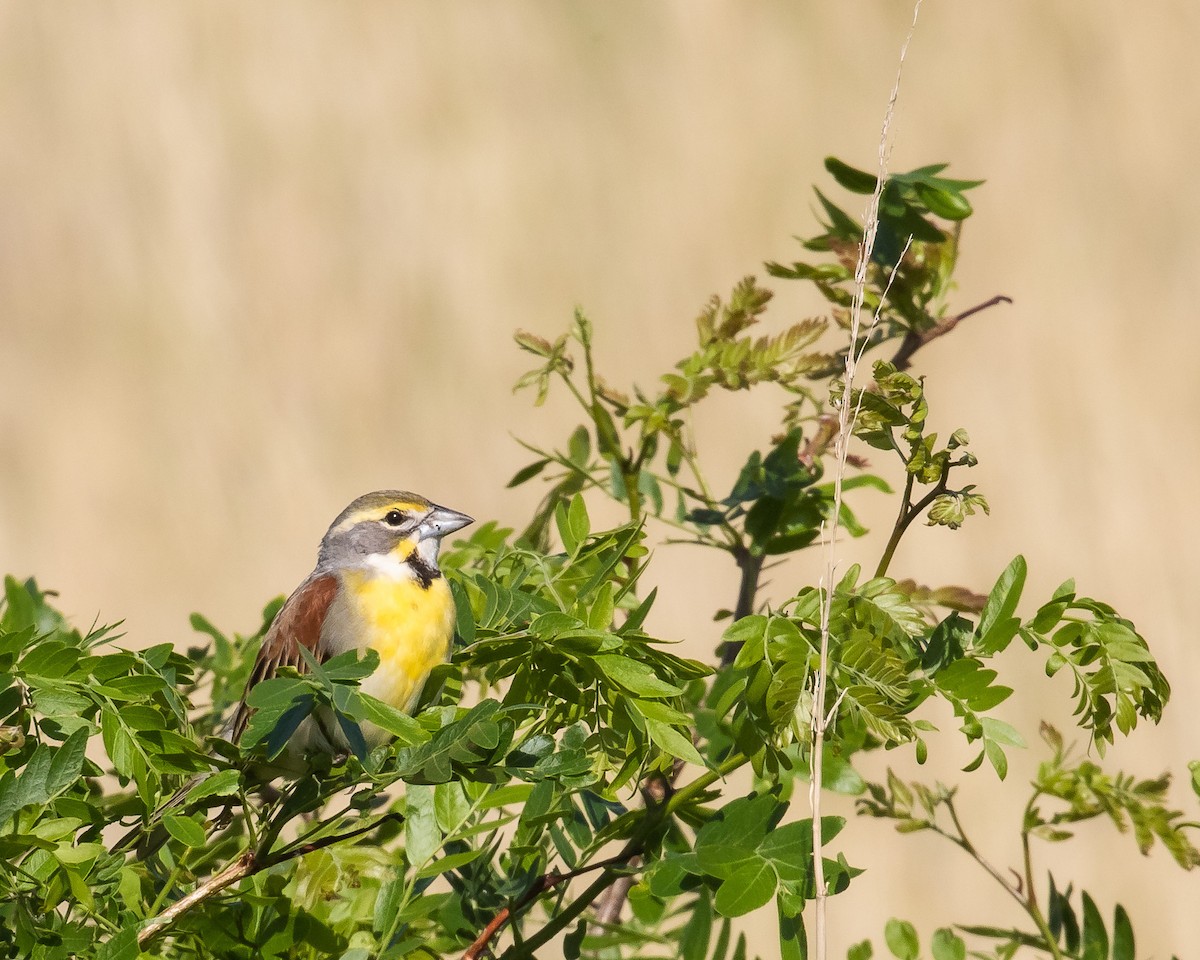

[229,490,473,759]
[113,491,471,853]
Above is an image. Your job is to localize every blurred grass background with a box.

[2,1,1197,952]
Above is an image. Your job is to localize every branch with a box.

[472,752,745,957]
[874,460,951,579]
[502,868,622,960]
[942,798,1024,909]
[938,796,1067,960]
[890,295,1013,372]
[719,546,766,666]
[461,852,637,960]
[135,811,404,948]
[137,850,257,947]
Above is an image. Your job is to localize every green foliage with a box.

[767,157,980,337]
[2,157,1195,960]
[856,724,1198,959]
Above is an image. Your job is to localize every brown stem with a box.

[461,852,634,960]
[137,851,257,947]
[135,812,404,948]
[593,869,639,926]
[890,294,1012,372]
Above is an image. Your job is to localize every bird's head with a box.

[317,490,473,577]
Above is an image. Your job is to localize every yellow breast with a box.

[333,568,456,717]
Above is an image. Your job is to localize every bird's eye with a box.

[383,510,406,527]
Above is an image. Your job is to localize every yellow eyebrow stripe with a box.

[385,501,427,514]
[330,502,427,533]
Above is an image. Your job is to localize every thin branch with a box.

[502,868,622,960]
[1020,794,1040,911]
[812,3,923,959]
[890,294,1013,372]
[272,812,404,863]
[942,798,1024,909]
[474,752,745,956]
[719,546,767,666]
[591,758,684,926]
[461,852,635,960]
[593,869,639,926]
[137,850,257,947]
[874,460,951,579]
[135,810,404,948]
[936,796,1067,960]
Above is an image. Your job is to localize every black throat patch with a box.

[407,552,441,589]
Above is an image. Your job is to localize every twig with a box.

[890,295,1013,371]
[502,868,621,960]
[461,852,638,960]
[468,753,746,958]
[590,759,683,924]
[593,869,639,926]
[134,812,404,948]
[873,461,951,579]
[136,851,257,947]
[936,797,1068,960]
[813,3,923,958]
[942,798,1024,909]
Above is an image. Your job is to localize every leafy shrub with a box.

[1,158,1195,960]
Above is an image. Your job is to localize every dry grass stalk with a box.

[810,2,924,958]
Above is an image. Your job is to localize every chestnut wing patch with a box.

[227,573,339,744]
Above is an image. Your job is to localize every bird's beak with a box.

[419,504,474,541]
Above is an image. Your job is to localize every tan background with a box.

[2,1,1197,953]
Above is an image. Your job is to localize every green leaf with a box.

[96,926,141,960]
[404,784,441,866]
[593,403,623,459]
[258,696,316,759]
[356,692,429,745]
[188,612,229,648]
[977,555,1027,653]
[1111,905,1134,960]
[1081,892,1108,960]
[980,717,1024,748]
[930,928,965,960]
[778,894,807,960]
[644,718,705,766]
[45,728,88,797]
[847,941,874,960]
[713,858,777,916]
[100,707,138,779]
[451,578,476,646]
[414,848,483,879]
[915,183,973,220]
[594,655,683,697]
[434,781,471,834]
[638,469,664,515]
[679,890,712,960]
[884,919,919,960]
[557,494,591,555]
[507,458,551,488]
[184,769,241,804]
[163,813,207,848]
[567,425,591,467]
[564,920,586,960]
[622,587,657,633]
[825,156,878,194]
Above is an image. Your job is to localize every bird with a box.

[112,490,472,853]
[228,489,474,759]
